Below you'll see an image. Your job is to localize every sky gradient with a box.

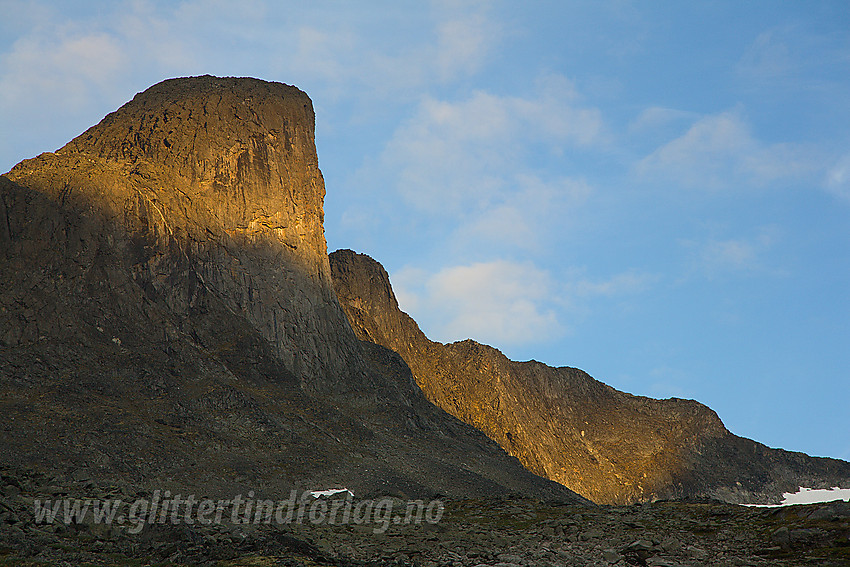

[2,1,848,461]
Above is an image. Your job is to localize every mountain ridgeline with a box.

[329,249,850,505]
[0,76,585,503]
[1,76,847,507]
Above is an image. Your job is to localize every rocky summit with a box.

[1,76,849,566]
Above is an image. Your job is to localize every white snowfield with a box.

[306,488,354,498]
[745,486,850,507]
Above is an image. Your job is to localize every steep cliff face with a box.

[5,75,360,388]
[330,249,850,505]
[0,76,587,503]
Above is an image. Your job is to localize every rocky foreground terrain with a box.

[1,467,849,566]
[1,75,849,564]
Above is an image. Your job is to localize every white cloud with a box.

[826,152,850,201]
[287,26,358,90]
[701,239,758,270]
[628,106,695,135]
[737,30,793,81]
[447,174,593,255]
[568,270,656,297]
[434,8,497,82]
[392,259,656,349]
[636,110,819,189]
[0,2,203,170]
[265,1,501,102]
[0,1,503,170]
[344,83,601,262]
[735,25,849,92]
[393,260,563,346]
[378,78,604,215]
[681,227,781,278]
[0,28,125,111]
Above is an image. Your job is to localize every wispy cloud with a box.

[393,259,563,346]
[825,152,850,202]
[392,259,655,349]
[433,6,499,82]
[374,75,604,215]
[628,106,696,134]
[0,0,502,170]
[737,30,794,81]
[0,26,125,111]
[681,227,782,279]
[735,23,850,93]
[0,1,202,169]
[636,109,819,190]
[567,270,657,297]
[270,1,502,102]
[337,74,604,261]
[449,174,593,255]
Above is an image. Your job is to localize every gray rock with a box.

[0,75,587,505]
[579,528,604,541]
[685,545,707,559]
[497,554,526,564]
[624,539,655,553]
[645,559,683,567]
[660,535,681,553]
[771,526,791,550]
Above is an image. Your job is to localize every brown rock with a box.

[329,248,850,505]
[0,76,588,504]
[7,75,362,388]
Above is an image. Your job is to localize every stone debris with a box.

[1,468,848,566]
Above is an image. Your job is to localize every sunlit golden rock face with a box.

[64,75,327,263]
[330,249,850,505]
[1,76,590,502]
[6,75,363,388]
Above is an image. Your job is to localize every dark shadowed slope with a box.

[0,76,587,503]
[330,248,850,505]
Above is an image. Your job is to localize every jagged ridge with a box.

[329,248,850,505]
[0,76,587,503]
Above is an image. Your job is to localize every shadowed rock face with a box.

[0,76,587,503]
[329,249,850,505]
[6,75,360,388]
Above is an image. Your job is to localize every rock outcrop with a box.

[4,75,360,389]
[330,249,850,505]
[0,76,587,503]
[4,464,850,566]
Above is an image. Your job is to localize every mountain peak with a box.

[6,75,354,386]
[15,76,324,255]
[68,75,313,177]
[1,76,588,504]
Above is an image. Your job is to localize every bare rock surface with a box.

[5,75,359,387]
[1,74,848,565]
[1,466,849,566]
[0,75,585,503]
[329,249,850,505]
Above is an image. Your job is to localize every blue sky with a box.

[1,1,848,461]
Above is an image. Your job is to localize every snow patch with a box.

[306,488,354,498]
[745,486,850,507]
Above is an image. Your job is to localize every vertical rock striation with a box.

[6,75,363,389]
[0,76,588,502]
